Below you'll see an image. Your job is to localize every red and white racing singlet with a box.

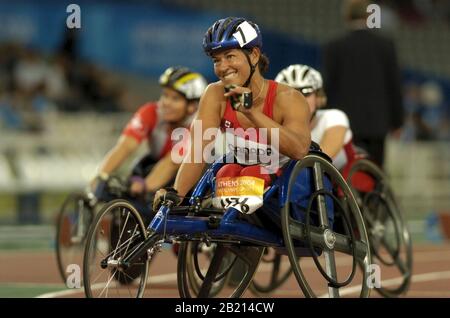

[217,80,290,171]
[311,109,354,170]
[122,102,191,160]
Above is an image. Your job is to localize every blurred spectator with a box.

[58,28,79,64]
[0,84,49,133]
[401,82,430,141]
[45,54,70,103]
[0,86,23,130]
[374,0,400,30]
[13,47,48,97]
[0,43,22,91]
[323,0,404,167]
[419,81,446,139]
[0,40,127,115]
[401,80,448,141]
[66,62,124,112]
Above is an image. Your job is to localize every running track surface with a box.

[1,243,449,298]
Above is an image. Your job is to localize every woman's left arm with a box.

[320,126,347,159]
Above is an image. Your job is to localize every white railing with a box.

[1,115,450,217]
[0,112,137,192]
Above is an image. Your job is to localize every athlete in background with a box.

[92,66,207,197]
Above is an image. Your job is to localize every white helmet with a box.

[159,66,208,101]
[275,64,323,95]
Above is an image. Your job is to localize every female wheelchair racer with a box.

[83,144,373,298]
[83,17,373,298]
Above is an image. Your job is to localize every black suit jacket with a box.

[323,29,404,138]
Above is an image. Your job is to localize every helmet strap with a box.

[242,50,257,88]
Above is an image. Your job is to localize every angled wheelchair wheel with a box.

[56,192,94,284]
[177,241,264,298]
[83,199,150,298]
[347,159,413,297]
[281,154,372,298]
[176,241,236,297]
[248,248,292,296]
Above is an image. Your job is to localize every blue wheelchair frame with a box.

[85,151,372,298]
[146,154,333,250]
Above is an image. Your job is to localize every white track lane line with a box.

[319,270,450,298]
[36,248,450,298]
[36,272,178,298]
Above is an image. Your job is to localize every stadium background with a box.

[1,0,450,297]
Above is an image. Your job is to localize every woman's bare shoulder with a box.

[274,82,306,111]
[204,81,226,98]
[275,82,300,98]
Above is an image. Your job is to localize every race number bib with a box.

[232,21,258,48]
[212,176,264,214]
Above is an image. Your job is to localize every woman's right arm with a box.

[96,135,140,178]
[173,84,223,197]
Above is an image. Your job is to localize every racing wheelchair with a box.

[55,175,153,285]
[83,146,373,298]
[248,151,413,297]
[343,155,413,297]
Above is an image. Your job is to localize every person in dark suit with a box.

[322,0,404,167]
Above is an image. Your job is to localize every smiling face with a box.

[212,48,258,86]
[159,87,190,123]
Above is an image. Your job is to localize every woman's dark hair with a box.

[244,48,269,75]
[258,53,270,75]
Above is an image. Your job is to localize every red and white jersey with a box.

[122,102,191,160]
[311,109,354,170]
[216,80,290,171]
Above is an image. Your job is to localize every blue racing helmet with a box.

[202,17,263,56]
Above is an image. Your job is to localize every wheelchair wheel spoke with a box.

[96,247,107,258]
[323,250,340,298]
[91,268,108,286]
[113,209,131,259]
[123,224,139,256]
[84,200,150,298]
[312,162,331,227]
[99,269,118,298]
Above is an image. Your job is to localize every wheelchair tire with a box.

[83,199,150,298]
[347,159,413,297]
[55,192,94,284]
[176,241,234,297]
[177,241,264,298]
[248,248,293,295]
[281,154,372,298]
